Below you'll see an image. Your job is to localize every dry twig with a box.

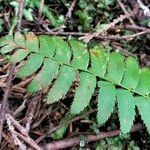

[36,109,97,144]
[13,99,27,117]
[17,0,26,32]
[0,0,25,144]
[65,0,77,20]
[38,0,45,21]
[43,123,143,150]
[6,114,28,137]
[25,93,42,133]
[6,115,27,150]
[36,30,150,41]
[117,0,135,24]
[79,7,138,42]
[6,114,41,150]
[0,65,15,143]
[137,0,150,17]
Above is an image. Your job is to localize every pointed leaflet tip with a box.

[135,96,150,134]
[117,89,135,134]
[97,81,116,125]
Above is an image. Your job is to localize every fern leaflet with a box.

[0,32,150,134]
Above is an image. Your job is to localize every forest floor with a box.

[0,0,150,149]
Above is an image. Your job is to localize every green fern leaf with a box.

[0,43,17,54]
[17,54,43,78]
[47,65,75,104]
[10,49,29,63]
[89,49,107,77]
[26,32,39,52]
[135,97,150,134]
[71,72,96,114]
[97,81,116,125]
[27,59,59,94]
[105,52,124,84]
[121,57,140,90]
[39,35,56,58]
[51,112,74,140]
[14,32,25,47]
[117,89,135,134]
[50,126,68,140]
[0,35,13,47]
[53,37,71,64]
[135,68,150,96]
[69,40,89,70]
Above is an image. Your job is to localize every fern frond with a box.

[0,32,150,134]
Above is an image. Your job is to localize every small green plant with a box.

[95,135,140,150]
[0,32,150,135]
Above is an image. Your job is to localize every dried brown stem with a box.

[6,113,41,149]
[13,131,42,150]
[65,0,77,20]
[117,0,135,24]
[6,115,27,149]
[36,109,97,144]
[25,93,42,133]
[79,7,138,42]
[6,113,28,137]
[38,0,45,21]
[0,0,25,143]
[14,76,35,87]
[0,65,15,143]
[124,24,150,32]
[43,123,143,150]
[13,99,27,117]
[17,0,26,32]
[35,30,150,41]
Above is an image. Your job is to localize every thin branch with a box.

[137,0,150,17]
[36,109,97,144]
[13,99,27,117]
[43,123,143,150]
[79,7,138,42]
[25,93,42,133]
[17,0,26,32]
[38,0,45,21]
[99,31,150,40]
[65,0,77,21]
[35,30,150,41]
[124,24,150,32]
[6,115,27,150]
[0,65,15,143]
[117,0,135,24]
[0,0,25,143]
[14,131,42,150]
[6,113,41,150]
[6,114,28,137]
